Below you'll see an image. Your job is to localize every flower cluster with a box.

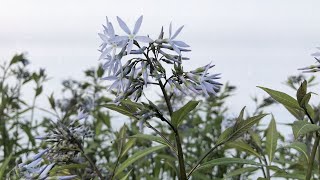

[98,16,221,103]
[15,109,94,179]
[299,47,320,73]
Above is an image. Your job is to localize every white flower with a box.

[166,23,190,55]
[113,16,153,54]
[98,17,126,60]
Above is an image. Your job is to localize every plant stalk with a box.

[306,134,320,180]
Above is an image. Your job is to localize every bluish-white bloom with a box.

[298,47,320,73]
[102,54,122,75]
[141,61,149,86]
[113,16,153,54]
[311,47,320,58]
[77,108,88,120]
[198,63,221,96]
[166,23,190,55]
[99,17,126,60]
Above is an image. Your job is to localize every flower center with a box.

[129,34,135,40]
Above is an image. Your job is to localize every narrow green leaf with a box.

[258,86,302,110]
[234,106,246,129]
[120,139,136,158]
[224,167,259,178]
[118,125,127,155]
[292,121,320,139]
[171,100,200,127]
[296,80,307,105]
[0,153,12,178]
[49,163,87,174]
[226,141,260,157]
[121,99,143,110]
[196,158,263,171]
[130,134,175,152]
[266,117,278,163]
[120,170,132,180]
[217,114,267,144]
[228,114,267,142]
[216,127,233,144]
[249,130,262,149]
[35,86,43,97]
[273,172,305,180]
[103,104,135,118]
[284,105,305,120]
[300,92,311,108]
[114,145,166,177]
[283,141,309,163]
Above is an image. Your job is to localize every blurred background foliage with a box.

[0,54,319,179]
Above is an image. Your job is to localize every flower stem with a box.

[187,143,222,179]
[304,108,319,180]
[306,134,320,180]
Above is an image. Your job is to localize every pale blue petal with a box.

[99,47,112,60]
[98,33,108,42]
[169,42,181,55]
[171,25,184,40]
[311,52,320,57]
[117,16,131,35]
[39,163,55,179]
[138,120,144,132]
[58,175,77,180]
[172,40,190,47]
[135,36,153,43]
[107,22,115,37]
[102,76,117,80]
[133,15,143,35]
[126,39,134,54]
[32,148,49,161]
[111,36,128,43]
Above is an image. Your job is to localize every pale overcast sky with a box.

[1,0,320,128]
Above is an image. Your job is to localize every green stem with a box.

[145,121,178,154]
[141,43,187,179]
[187,143,223,179]
[306,134,320,180]
[262,155,270,179]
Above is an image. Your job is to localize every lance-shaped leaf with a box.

[226,140,260,157]
[283,141,309,163]
[49,164,88,174]
[217,114,267,144]
[284,105,305,120]
[120,139,136,158]
[300,92,311,109]
[114,145,166,177]
[0,153,12,178]
[224,167,259,179]
[103,104,135,118]
[118,125,127,156]
[120,170,132,180]
[171,100,200,127]
[196,158,264,172]
[266,117,278,163]
[121,99,143,111]
[258,86,302,110]
[130,134,175,152]
[292,121,320,139]
[296,80,307,105]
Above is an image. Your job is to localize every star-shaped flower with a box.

[113,16,153,54]
[98,17,126,60]
[166,23,190,55]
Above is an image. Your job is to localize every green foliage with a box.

[171,100,200,127]
[292,120,320,139]
[266,117,278,163]
[3,54,320,179]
